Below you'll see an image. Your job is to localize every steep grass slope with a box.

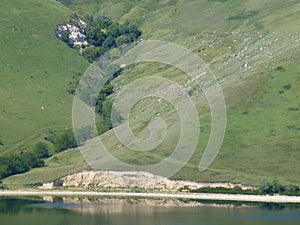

[0,0,88,154]
[3,0,300,187]
[56,0,300,185]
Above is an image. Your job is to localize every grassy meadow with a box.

[0,0,88,153]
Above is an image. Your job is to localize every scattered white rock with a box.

[55,24,87,46]
[40,182,54,189]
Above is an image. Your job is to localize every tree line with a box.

[82,15,142,62]
[61,15,138,133]
[0,129,77,182]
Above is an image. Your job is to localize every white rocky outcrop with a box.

[40,171,254,191]
[55,23,87,46]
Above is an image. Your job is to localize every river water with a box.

[1,197,300,225]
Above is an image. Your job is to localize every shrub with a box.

[259,178,287,195]
[32,142,50,158]
[228,10,258,20]
[61,32,70,44]
[54,129,77,152]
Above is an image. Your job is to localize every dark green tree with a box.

[4,154,30,175]
[0,164,8,179]
[102,36,115,49]
[83,16,142,62]
[32,142,50,158]
[22,152,44,168]
[55,129,77,152]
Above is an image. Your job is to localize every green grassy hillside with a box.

[2,0,300,188]
[0,0,88,154]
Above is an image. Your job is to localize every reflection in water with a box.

[0,197,44,214]
[0,197,300,225]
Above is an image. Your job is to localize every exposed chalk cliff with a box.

[40,171,254,191]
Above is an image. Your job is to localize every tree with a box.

[96,83,114,114]
[22,152,44,168]
[55,130,77,152]
[85,16,142,50]
[258,178,272,194]
[108,23,120,37]
[4,154,30,175]
[82,46,98,62]
[286,185,300,196]
[0,164,8,179]
[259,177,285,195]
[32,142,49,158]
[101,83,114,95]
[82,46,104,62]
[270,178,285,194]
[102,36,115,49]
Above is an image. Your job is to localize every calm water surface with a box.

[1,197,300,225]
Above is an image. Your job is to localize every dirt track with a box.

[1,190,300,203]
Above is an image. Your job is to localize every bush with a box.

[0,180,8,190]
[228,10,258,20]
[189,186,260,195]
[22,152,44,168]
[283,83,292,90]
[0,154,30,176]
[0,130,77,180]
[275,66,285,72]
[54,129,77,152]
[259,178,290,195]
[258,178,272,194]
[285,185,300,196]
[61,31,70,43]
[32,142,50,158]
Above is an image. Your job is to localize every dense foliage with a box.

[83,16,141,62]
[53,129,77,152]
[94,82,115,134]
[227,10,258,20]
[82,17,138,132]
[188,186,261,195]
[258,178,300,196]
[59,16,139,133]
[0,142,49,179]
[0,130,78,180]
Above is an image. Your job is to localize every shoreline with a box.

[1,190,300,203]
